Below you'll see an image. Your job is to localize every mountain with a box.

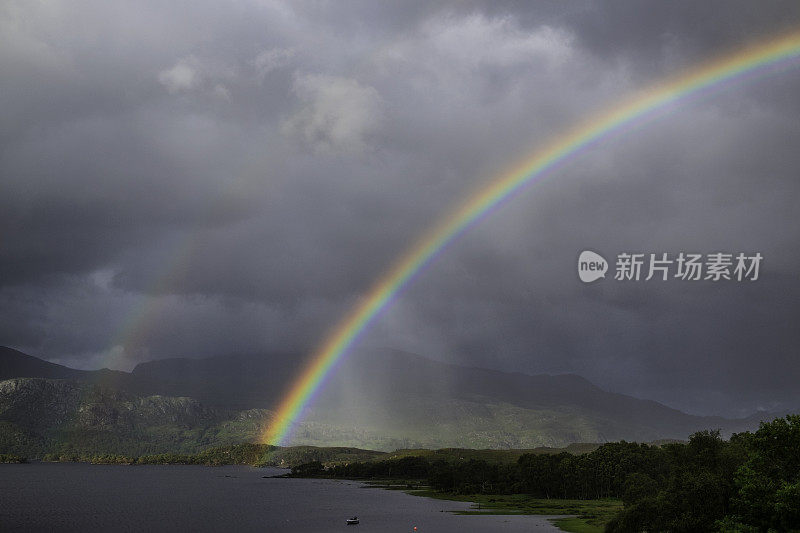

[0,377,410,458]
[0,346,143,392]
[0,346,789,453]
[127,348,780,445]
[0,377,237,457]
[0,346,89,380]
[130,351,305,409]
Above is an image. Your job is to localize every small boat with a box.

[346,516,359,525]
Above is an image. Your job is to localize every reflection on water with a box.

[0,463,564,532]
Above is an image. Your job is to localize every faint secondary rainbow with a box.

[262,31,800,445]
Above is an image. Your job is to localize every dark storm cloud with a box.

[531,0,800,75]
[1,0,799,416]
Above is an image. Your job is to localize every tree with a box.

[732,415,800,531]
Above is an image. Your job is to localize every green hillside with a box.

[1,377,613,458]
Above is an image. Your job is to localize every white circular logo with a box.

[578,250,608,283]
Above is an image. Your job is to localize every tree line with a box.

[41,443,274,466]
[294,415,800,532]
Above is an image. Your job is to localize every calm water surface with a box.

[0,463,564,532]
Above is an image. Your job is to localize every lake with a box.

[0,463,564,532]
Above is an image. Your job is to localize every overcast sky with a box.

[2,0,799,417]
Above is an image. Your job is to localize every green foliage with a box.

[284,437,672,528]
[730,414,800,532]
[131,443,278,466]
[89,454,134,465]
[34,442,387,469]
[621,473,658,506]
[259,445,386,468]
[292,461,325,476]
[609,416,800,533]
[380,445,601,464]
[0,453,26,463]
[134,453,197,465]
[0,378,273,458]
[551,516,605,533]
[607,430,747,532]
[421,441,670,499]
[293,455,433,480]
[412,491,620,531]
[42,452,82,462]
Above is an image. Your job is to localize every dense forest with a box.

[294,415,800,532]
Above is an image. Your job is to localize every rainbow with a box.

[262,30,800,445]
[109,232,199,366]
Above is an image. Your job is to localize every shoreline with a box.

[357,479,619,532]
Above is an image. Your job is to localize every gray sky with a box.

[2,0,799,417]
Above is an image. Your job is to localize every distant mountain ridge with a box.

[1,346,90,380]
[0,346,788,452]
[0,346,141,391]
[0,376,266,457]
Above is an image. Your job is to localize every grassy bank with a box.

[408,490,620,532]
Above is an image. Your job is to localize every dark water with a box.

[0,463,564,532]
